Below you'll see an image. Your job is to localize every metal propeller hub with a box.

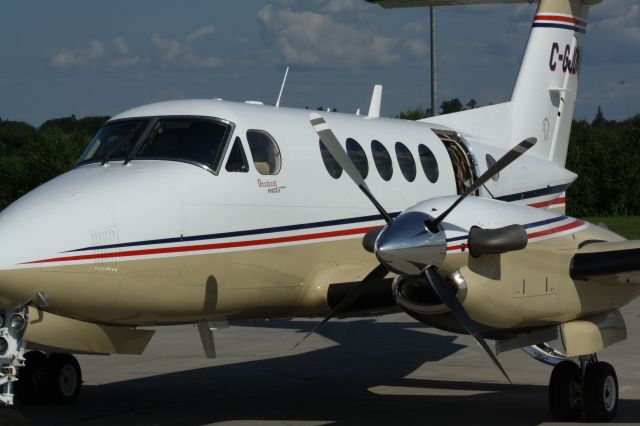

[375,211,446,276]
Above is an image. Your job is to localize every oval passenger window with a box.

[347,138,369,179]
[371,140,393,181]
[395,142,416,182]
[319,139,343,179]
[419,144,439,183]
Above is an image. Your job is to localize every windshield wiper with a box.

[101,121,145,166]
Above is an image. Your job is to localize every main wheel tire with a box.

[584,361,618,422]
[15,351,48,404]
[45,353,82,405]
[549,361,582,421]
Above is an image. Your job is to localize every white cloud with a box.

[404,21,425,34]
[276,0,371,15]
[319,0,371,15]
[150,32,222,69]
[257,5,399,68]
[186,24,215,44]
[591,1,640,46]
[404,38,428,58]
[51,37,141,70]
[110,37,140,68]
[51,40,105,69]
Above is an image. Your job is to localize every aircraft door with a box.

[432,129,477,195]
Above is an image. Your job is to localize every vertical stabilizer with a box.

[368,85,383,118]
[510,0,592,166]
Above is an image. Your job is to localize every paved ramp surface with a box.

[20,298,640,426]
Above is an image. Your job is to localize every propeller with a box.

[423,267,511,383]
[295,264,388,347]
[303,112,534,382]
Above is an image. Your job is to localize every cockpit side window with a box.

[246,130,281,175]
[77,119,148,165]
[225,137,249,173]
[136,118,231,170]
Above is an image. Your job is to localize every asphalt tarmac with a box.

[18,297,640,426]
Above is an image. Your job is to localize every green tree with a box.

[440,98,464,114]
[397,106,430,120]
[592,106,606,127]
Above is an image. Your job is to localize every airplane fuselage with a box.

[0,100,631,330]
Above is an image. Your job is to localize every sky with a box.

[0,0,638,126]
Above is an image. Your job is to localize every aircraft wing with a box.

[570,241,640,285]
[366,0,533,8]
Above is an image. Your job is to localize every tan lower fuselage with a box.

[1,219,638,334]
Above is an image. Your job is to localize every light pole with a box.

[430,7,438,117]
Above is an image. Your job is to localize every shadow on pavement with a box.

[20,320,640,425]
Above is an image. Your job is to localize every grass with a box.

[582,216,640,240]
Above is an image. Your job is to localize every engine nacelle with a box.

[392,273,467,316]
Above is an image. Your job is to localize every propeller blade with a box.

[295,264,388,347]
[310,113,392,224]
[429,137,536,230]
[423,267,511,383]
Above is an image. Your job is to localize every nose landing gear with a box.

[549,355,618,422]
[0,307,83,424]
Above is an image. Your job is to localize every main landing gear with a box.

[549,355,618,422]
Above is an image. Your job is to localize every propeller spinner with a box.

[306,112,536,383]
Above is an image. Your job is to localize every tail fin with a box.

[511,0,592,166]
[423,0,598,167]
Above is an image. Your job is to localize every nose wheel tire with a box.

[584,362,618,422]
[549,361,582,421]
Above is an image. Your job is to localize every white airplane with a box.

[0,0,635,422]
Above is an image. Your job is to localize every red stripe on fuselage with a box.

[528,197,566,208]
[446,219,584,252]
[526,219,584,239]
[535,14,587,27]
[22,226,378,265]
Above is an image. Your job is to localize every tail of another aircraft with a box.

[423,0,600,167]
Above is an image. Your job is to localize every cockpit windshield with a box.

[136,118,230,170]
[77,119,148,165]
[76,116,233,172]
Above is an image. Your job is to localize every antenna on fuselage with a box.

[367,84,382,118]
[275,66,290,108]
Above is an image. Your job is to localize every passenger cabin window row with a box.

[78,117,282,176]
[319,138,439,183]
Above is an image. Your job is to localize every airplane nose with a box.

[0,219,40,309]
